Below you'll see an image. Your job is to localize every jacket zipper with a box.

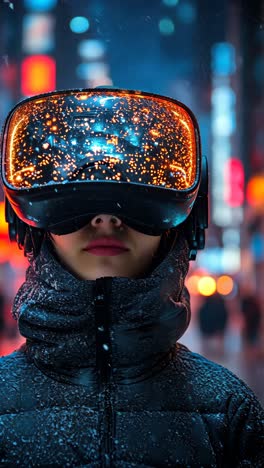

[94,277,114,467]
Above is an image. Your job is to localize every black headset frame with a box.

[5,157,208,260]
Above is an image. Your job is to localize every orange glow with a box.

[9,243,28,269]
[0,239,12,263]
[246,175,264,208]
[197,276,216,296]
[186,274,200,295]
[21,55,56,96]
[0,204,28,266]
[4,89,197,190]
[0,202,8,236]
[216,275,234,295]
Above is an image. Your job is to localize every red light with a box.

[224,158,244,207]
[21,55,56,96]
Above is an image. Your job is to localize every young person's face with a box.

[50,214,162,280]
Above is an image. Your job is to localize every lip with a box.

[83,237,129,256]
[85,246,129,256]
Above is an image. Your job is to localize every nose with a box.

[90,214,123,230]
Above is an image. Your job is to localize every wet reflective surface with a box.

[1,315,263,406]
[181,317,264,406]
[4,90,198,190]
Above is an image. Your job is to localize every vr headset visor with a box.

[1,88,205,240]
[2,89,199,191]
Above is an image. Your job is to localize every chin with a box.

[80,268,130,280]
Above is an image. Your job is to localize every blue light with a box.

[23,0,57,10]
[158,17,175,35]
[211,42,236,76]
[76,62,108,80]
[251,234,264,262]
[212,113,236,137]
[22,14,55,54]
[69,16,90,34]
[162,0,179,6]
[211,87,236,108]
[177,2,196,24]
[78,39,105,59]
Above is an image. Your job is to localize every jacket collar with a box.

[14,236,190,385]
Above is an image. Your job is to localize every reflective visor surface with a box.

[3,90,199,191]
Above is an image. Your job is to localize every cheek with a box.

[138,237,161,257]
[151,235,162,250]
[51,234,79,256]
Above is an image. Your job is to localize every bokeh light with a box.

[22,14,55,54]
[21,55,56,95]
[23,0,57,11]
[216,275,234,295]
[158,17,175,35]
[162,0,179,6]
[186,274,200,295]
[77,39,105,59]
[69,16,90,34]
[177,2,196,24]
[76,62,107,80]
[246,174,264,208]
[0,202,8,236]
[211,42,236,76]
[197,276,217,296]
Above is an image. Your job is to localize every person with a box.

[240,292,262,348]
[197,291,229,355]
[0,88,263,467]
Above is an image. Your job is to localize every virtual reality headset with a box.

[0,88,208,258]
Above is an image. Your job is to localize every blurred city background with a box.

[0,0,263,404]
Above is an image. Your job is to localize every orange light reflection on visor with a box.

[4,91,198,191]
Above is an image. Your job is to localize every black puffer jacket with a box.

[0,238,263,467]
